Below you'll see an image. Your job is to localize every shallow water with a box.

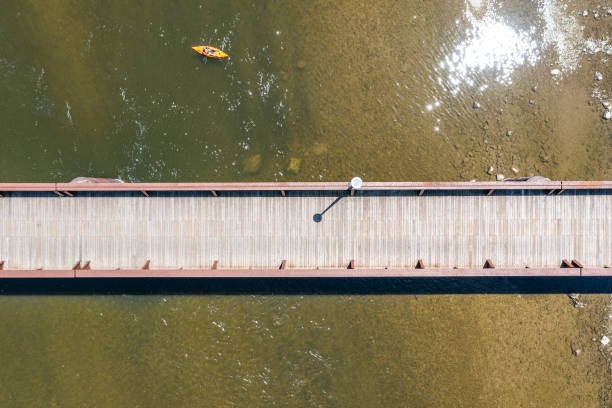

[1,0,612,406]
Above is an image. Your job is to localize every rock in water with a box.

[296,60,307,69]
[601,336,610,346]
[242,154,262,174]
[312,142,329,155]
[511,167,519,174]
[287,157,301,174]
[496,174,504,181]
[550,68,561,76]
[603,110,612,120]
[487,166,494,175]
[595,71,603,81]
[472,101,481,109]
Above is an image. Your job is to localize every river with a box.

[0,0,611,406]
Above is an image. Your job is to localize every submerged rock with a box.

[312,142,329,155]
[296,60,307,69]
[287,157,301,174]
[242,154,262,174]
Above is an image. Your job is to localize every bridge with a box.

[0,180,610,278]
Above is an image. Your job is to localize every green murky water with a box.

[1,0,612,406]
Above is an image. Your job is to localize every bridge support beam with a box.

[561,259,573,268]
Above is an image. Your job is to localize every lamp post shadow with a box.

[313,195,345,223]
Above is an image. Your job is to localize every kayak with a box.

[192,45,228,59]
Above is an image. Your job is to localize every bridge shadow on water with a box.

[2,277,612,295]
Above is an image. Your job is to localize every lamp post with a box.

[350,177,362,196]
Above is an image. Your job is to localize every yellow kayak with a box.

[192,45,228,59]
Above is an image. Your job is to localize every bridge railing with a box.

[1,267,611,278]
[0,180,610,195]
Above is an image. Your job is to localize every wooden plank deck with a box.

[0,183,610,273]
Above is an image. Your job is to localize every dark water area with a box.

[1,0,612,406]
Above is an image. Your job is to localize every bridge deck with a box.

[0,182,610,274]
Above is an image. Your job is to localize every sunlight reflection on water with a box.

[439,1,539,93]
